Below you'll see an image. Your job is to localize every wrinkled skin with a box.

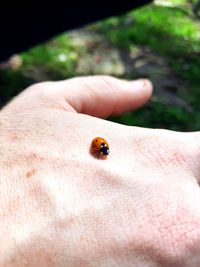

[0,76,200,267]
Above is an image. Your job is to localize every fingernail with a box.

[131,79,153,93]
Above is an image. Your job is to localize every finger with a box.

[55,75,153,118]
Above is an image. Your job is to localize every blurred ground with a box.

[0,0,200,131]
[68,28,191,112]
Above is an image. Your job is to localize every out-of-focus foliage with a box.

[0,0,199,131]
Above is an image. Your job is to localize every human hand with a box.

[0,76,200,267]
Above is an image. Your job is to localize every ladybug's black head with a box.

[99,144,110,156]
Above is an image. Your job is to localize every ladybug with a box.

[91,137,110,158]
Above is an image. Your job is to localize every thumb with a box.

[55,75,153,118]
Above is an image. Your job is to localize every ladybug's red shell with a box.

[91,137,110,158]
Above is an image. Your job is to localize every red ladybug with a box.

[91,137,110,158]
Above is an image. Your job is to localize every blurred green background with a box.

[0,0,200,131]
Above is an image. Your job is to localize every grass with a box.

[0,1,200,131]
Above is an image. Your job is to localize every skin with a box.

[0,75,200,267]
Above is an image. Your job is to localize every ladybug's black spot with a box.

[96,140,98,142]
[101,142,105,146]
